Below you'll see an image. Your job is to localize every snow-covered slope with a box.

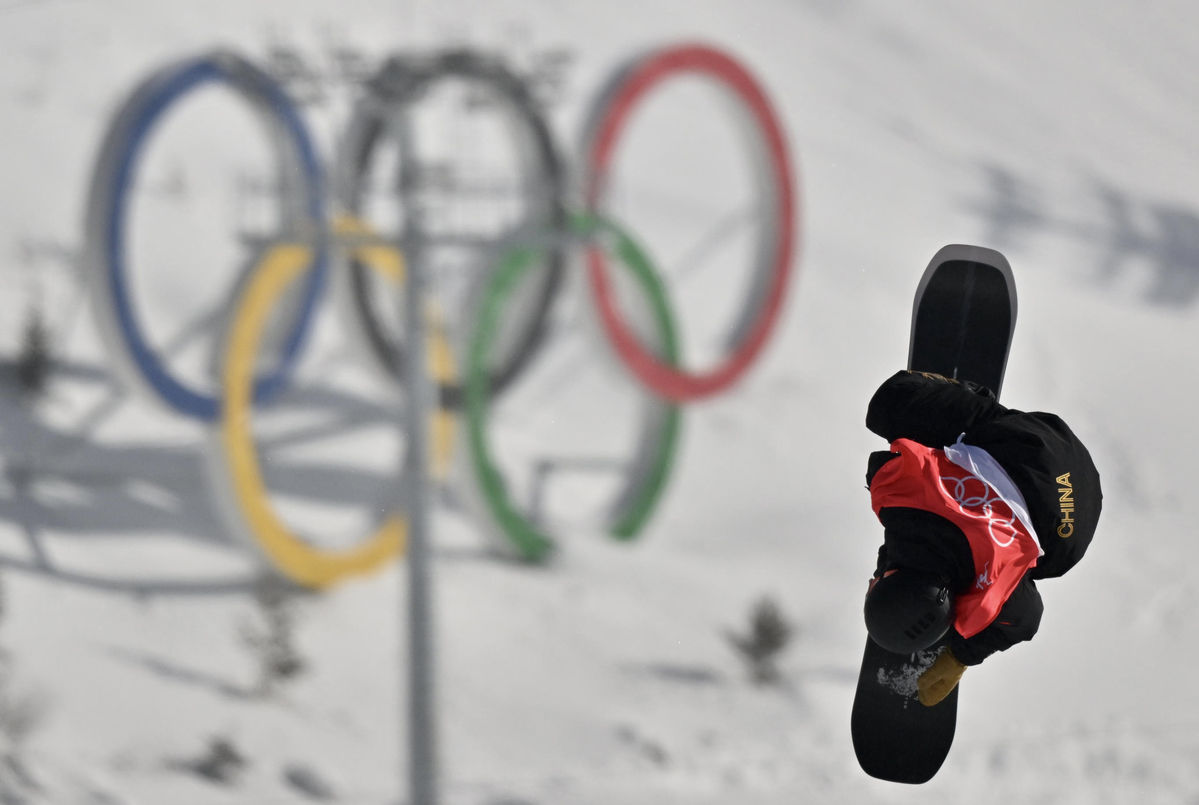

[2,1,1199,803]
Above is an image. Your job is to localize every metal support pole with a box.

[401,229,437,805]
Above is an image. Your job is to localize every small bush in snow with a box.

[173,736,248,786]
[15,308,51,399]
[240,573,308,698]
[725,595,795,685]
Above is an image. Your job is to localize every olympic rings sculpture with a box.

[82,42,798,583]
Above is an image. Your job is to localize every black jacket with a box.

[865,370,1102,665]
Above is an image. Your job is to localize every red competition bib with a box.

[870,438,1042,638]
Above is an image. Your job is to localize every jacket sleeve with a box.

[866,370,1008,447]
[965,411,1102,580]
[948,574,1043,666]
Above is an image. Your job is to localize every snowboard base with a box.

[908,244,1016,396]
[850,637,957,784]
[852,243,1017,783]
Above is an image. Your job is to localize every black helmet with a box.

[864,567,953,654]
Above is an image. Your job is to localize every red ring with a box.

[583,43,799,402]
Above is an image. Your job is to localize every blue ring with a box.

[102,53,327,420]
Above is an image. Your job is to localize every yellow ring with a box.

[218,227,454,588]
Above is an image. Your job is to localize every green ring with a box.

[464,213,682,561]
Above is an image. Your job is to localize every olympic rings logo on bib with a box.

[939,473,1020,548]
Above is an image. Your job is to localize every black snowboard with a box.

[907,244,1017,396]
[851,244,1017,784]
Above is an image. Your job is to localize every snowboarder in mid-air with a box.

[862,369,1102,706]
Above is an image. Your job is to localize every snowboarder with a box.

[862,369,1102,706]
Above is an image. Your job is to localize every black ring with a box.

[334,49,567,407]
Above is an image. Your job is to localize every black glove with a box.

[917,647,966,706]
